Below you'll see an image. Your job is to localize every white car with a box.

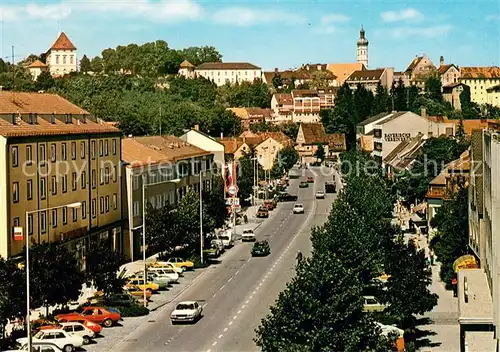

[211,238,224,252]
[315,190,325,199]
[17,328,84,352]
[150,261,184,275]
[219,234,234,248]
[293,203,305,214]
[59,322,95,345]
[6,342,63,352]
[170,301,203,323]
[242,229,256,242]
[145,269,179,283]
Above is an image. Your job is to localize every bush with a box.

[115,304,149,317]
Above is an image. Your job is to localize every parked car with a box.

[131,272,170,289]
[264,199,275,210]
[167,257,194,270]
[125,277,160,293]
[87,292,138,307]
[293,203,305,214]
[125,287,153,300]
[251,240,271,257]
[242,229,256,242]
[56,306,121,328]
[40,322,95,345]
[6,342,63,352]
[315,190,325,199]
[210,238,225,253]
[256,207,269,218]
[363,296,387,312]
[170,301,203,324]
[299,181,308,188]
[17,328,84,352]
[307,176,314,183]
[219,234,234,248]
[148,267,180,283]
[149,261,184,275]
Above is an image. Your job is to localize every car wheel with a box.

[146,288,153,294]
[103,318,113,328]
[63,345,74,352]
[181,266,187,271]
[82,335,91,345]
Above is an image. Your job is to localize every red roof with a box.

[50,32,76,51]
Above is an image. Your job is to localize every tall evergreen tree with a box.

[372,83,390,114]
[391,78,407,111]
[79,54,91,73]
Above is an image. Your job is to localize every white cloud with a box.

[381,24,452,38]
[212,7,306,26]
[381,8,423,22]
[320,13,350,25]
[486,13,500,21]
[0,0,202,23]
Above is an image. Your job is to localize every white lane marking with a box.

[228,277,233,283]
[229,321,233,326]
[212,341,218,346]
[212,293,216,298]
[245,300,250,304]
[224,327,228,332]
[247,258,251,262]
[237,310,242,314]
[252,290,257,294]
[235,270,240,275]
[218,334,223,339]
[220,284,226,291]
[207,349,211,352]
[233,315,238,320]
[203,303,207,308]
[241,305,246,309]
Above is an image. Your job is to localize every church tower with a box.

[357,25,369,68]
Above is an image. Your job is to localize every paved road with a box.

[111,166,338,352]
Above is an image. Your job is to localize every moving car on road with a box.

[293,203,305,214]
[315,190,325,199]
[277,192,298,202]
[299,181,308,188]
[256,206,269,218]
[170,301,203,324]
[220,234,234,248]
[325,181,336,193]
[56,306,121,328]
[242,229,256,242]
[251,240,271,257]
[18,328,84,352]
[307,176,314,183]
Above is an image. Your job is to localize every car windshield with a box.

[176,303,195,310]
[243,230,253,234]
[220,236,229,240]
[34,331,44,339]
[294,204,303,208]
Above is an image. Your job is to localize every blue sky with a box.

[1,0,499,72]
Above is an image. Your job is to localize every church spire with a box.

[356,25,369,68]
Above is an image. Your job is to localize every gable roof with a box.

[460,66,500,79]
[375,112,415,126]
[406,56,424,73]
[299,123,327,144]
[292,89,319,98]
[49,32,76,51]
[327,134,346,152]
[357,112,391,127]
[427,116,493,135]
[256,131,293,147]
[437,64,458,75]
[28,60,48,68]
[218,138,246,154]
[326,63,365,84]
[196,62,261,70]
[274,93,293,105]
[121,139,173,167]
[179,60,194,68]
[384,134,425,170]
[346,68,385,81]
[130,135,210,162]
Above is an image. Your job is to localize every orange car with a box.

[56,306,121,328]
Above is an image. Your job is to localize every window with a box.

[63,55,67,64]
[100,168,104,185]
[104,140,109,156]
[91,199,96,218]
[40,177,47,199]
[62,175,67,193]
[105,167,110,184]
[132,177,139,190]
[40,211,47,234]
[61,143,67,161]
[55,55,59,64]
[446,127,454,136]
[91,170,96,189]
[51,176,57,195]
[27,180,33,200]
[81,170,87,189]
[113,166,117,182]
[373,129,382,138]
[72,172,77,191]
[39,144,46,163]
[70,55,74,64]
[72,207,78,222]
[113,193,117,210]
[112,139,117,155]
[51,144,56,162]
[156,195,162,208]
[52,209,57,228]
[100,197,104,214]
[82,201,87,219]
[99,140,103,156]
[71,142,76,160]
[12,182,19,203]
[91,141,96,159]
[80,141,86,159]
[105,195,109,212]
[133,201,140,216]
[27,214,33,235]
[61,207,67,225]
[12,146,18,167]
[26,145,32,165]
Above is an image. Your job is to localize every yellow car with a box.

[166,257,194,270]
[125,278,160,293]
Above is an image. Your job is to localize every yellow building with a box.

[0,92,122,263]
[254,132,293,170]
[460,67,500,106]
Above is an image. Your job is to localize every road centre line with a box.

[212,341,218,346]
[218,334,223,339]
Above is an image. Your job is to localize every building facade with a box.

[0,92,122,264]
[345,68,395,92]
[459,67,500,106]
[27,60,49,81]
[356,26,369,68]
[270,89,335,124]
[46,32,78,77]
[180,126,225,166]
[227,107,272,130]
[437,58,460,87]
[295,123,346,163]
[404,54,437,89]
[442,83,466,110]
[254,132,293,170]
[121,136,214,260]
[181,62,262,86]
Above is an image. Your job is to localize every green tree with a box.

[28,242,83,310]
[271,146,299,178]
[407,86,420,112]
[425,75,442,102]
[372,83,390,114]
[178,46,222,66]
[255,253,390,352]
[203,176,229,232]
[271,73,283,89]
[80,55,91,74]
[430,187,469,287]
[237,151,260,204]
[35,71,55,91]
[0,258,25,338]
[85,242,128,294]
[145,202,177,255]
[391,78,407,111]
[383,239,438,329]
[90,56,104,74]
[314,143,325,162]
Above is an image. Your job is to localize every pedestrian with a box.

[296,250,303,264]
[452,277,458,297]
[244,214,248,224]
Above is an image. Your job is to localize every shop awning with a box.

[453,255,478,273]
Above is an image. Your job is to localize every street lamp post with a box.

[141,176,180,307]
[199,171,204,265]
[25,201,82,352]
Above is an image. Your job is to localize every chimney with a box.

[420,107,427,119]
[440,56,444,66]
[274,68,279,73]
[194,124,199,131]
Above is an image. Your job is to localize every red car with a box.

[307,177,314,183]
[56,306,121,328]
